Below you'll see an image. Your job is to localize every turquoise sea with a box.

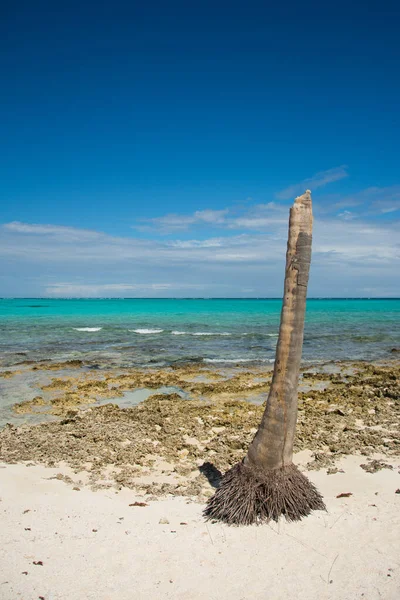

[0,298,399,368]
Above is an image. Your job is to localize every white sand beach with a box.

[1,453,399,600]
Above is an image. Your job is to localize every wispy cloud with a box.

[276,166,349,200]
[337,210,356,221]
[367,186,400,214]
[135,204,287,234]
[4,221,102,241]
[194,209,229,224]
[169,238,225,248]
[136,209,229,232]
[313,184,400,217]
[227,217,286,229]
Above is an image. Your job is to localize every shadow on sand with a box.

[199,461,223,489]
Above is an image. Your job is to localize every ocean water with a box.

[0,298,399,368]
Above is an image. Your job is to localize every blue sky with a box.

[1,1,399,297]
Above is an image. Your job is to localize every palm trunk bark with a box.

[204,190,325,525]
[245,190,312,470]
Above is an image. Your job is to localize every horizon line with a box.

[1,297,399,301]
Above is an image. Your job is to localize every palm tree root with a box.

[204,461,326,525]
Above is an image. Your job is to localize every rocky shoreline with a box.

[0,360,399,500]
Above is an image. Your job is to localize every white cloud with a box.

[313,219,399,263]
[276,166,349,200]
[1,204,399,297]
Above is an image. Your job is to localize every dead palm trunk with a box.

[204,190,325,524]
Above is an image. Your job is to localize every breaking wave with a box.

[130,328,164,334]
[73,327,102,332]
[171,331,231,336]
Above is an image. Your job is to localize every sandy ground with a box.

[1,454,400,600]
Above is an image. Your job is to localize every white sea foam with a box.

[130,329,164,334]
[243,332,278,337]
[204,358,275,363]
[171,331,231,336]
[73,327,102,332]
[192,332,231,336]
